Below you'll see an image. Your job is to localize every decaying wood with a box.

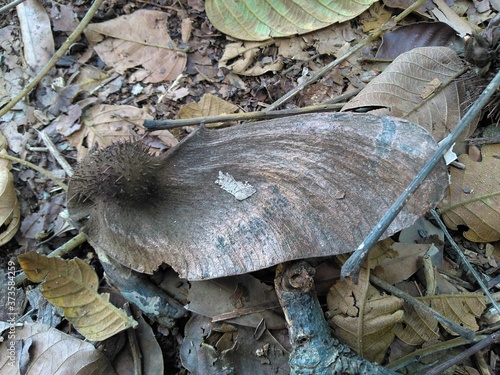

[274,261,397,375]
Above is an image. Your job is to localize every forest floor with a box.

[1,0,500,374]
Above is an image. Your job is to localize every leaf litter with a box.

[1,0,500,374]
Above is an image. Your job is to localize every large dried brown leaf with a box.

[440,143,500,242]
[67,112,448,280]
[18,251,138,341]
[84,10,186,83]
[342,47,473,150]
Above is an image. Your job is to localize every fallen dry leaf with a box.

[377,22,463,60]
[342,47,475,152]
[186,274,285,329]
[16,0,54,75]
[372,242,433,285]
[68,104,154,160]
[219,41,283,76]
[18,251,138,341]
[74,65,110,93]
[393,300,440,346]
[178,93,239,119]
[0,26,24,109]
[50,2,79,33]
[430,0,477,37]
[327,262,404,363]
[0,133,20,246]
[180,314,289,374]
[395,293,486,345]
[0,323,116,375]
[84,10,187,83]
[440,143,500,242]
[0,168,20,246]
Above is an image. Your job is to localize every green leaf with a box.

[206,0,378,41]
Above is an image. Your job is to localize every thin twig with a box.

[430,209,500,315]
[144,103,343,130]
[265,0,427,111]
[0,0,105,117]
[437,191,500,214]
[0,0,25,13]
[341,68,500,283]
[466,135,500,145]
[370,275,476,340]
[0,153,67,191]
[38,131,73,177]
[387,335,485,371]
[424,330,500,375]
[320,87,362,104]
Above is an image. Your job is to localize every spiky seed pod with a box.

[70,142,160,206]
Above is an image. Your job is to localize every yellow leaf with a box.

[18,251,138,341]
[395,293,486,345]
[327,265,404,363]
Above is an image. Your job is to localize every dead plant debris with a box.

[0,0,499,374]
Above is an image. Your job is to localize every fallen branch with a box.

[274,261,397,375]
[144,103,343,130]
